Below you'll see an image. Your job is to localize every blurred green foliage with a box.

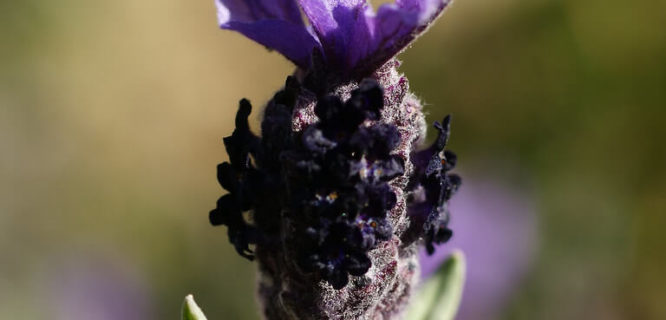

[2,0,664,319]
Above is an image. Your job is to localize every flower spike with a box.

[210,1,461,318]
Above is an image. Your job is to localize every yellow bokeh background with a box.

[2,0,665,319]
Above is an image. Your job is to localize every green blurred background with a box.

[2,0,664,319]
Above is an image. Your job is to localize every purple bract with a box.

[216,0,450,78]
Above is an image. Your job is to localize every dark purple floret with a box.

[211,78,406,289]
[209,100,261,260]
[406,115,461,254]
[282,79,404,289]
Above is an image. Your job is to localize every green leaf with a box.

[182,294,208,320]
[405,250,466,320]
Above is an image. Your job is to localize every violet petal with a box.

[298,0,368,68]
[350,0,451,76]
[216,0,320,68]
[299,0,450,76]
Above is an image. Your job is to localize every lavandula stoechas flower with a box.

[210,1,460,318]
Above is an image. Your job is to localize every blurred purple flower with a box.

[216,0,450,77]
[49,253,154,320]
[419,174,537,319]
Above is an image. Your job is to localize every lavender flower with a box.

[209,1,459,318]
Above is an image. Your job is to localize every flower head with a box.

[209,1,459,318]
